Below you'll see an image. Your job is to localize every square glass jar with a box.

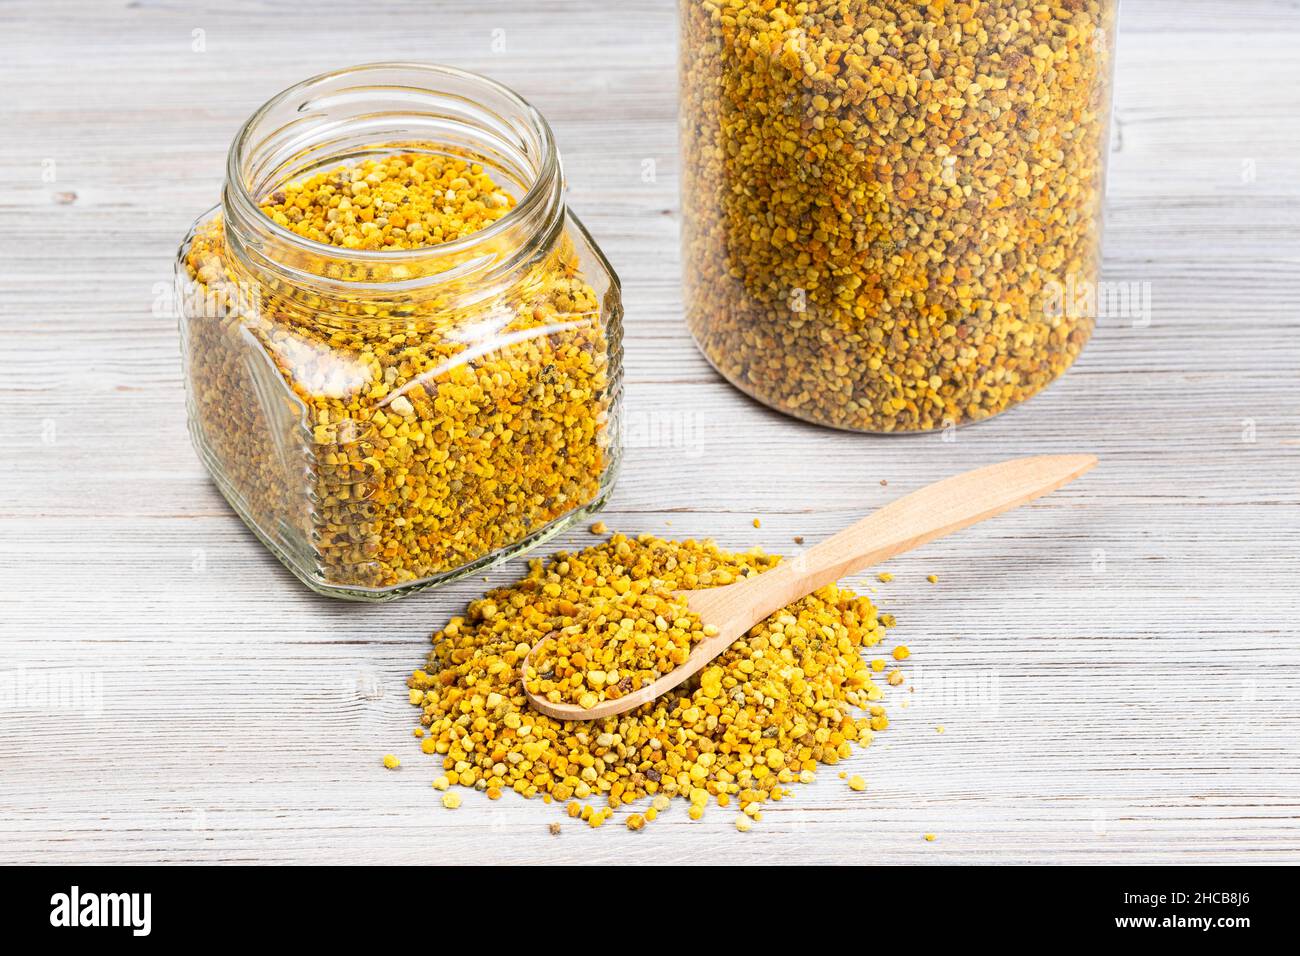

[177,64,622,600]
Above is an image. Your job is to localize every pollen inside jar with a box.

[177,66,622,600]
[679,0,1117,432]
[258,154,516,250]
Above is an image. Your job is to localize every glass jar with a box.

[177,64,622,600]
[680,0,1116,432]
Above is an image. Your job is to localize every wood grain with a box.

[1,0,1298,865]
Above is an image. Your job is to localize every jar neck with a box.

[220,63,565,310]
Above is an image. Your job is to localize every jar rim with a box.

[223,62,561,266]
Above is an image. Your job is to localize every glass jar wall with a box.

[177,65,622,600]
[680,1,1116,432]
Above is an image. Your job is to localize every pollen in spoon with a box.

[523,583,715,709]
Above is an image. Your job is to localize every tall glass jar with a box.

[177,65,622,600]
[680,1,1116,432]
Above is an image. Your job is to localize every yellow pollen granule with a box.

[382,754,400,770]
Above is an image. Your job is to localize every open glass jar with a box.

[680,0,1116,432]
[177,64,622,600]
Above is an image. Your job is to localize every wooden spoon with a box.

[524,454,1096,721]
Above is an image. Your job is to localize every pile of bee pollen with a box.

[407,533,898,829]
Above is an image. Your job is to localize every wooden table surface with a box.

[2,0,1298,865]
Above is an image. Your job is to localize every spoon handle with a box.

[529,454,1096,721]
[714,454,1097,628]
